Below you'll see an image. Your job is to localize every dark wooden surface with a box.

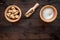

[0,0,60,40]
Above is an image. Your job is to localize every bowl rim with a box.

[40,5,57,23]
[4,5,22,22]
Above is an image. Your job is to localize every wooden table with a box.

[0,0,60,40]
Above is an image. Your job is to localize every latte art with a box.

[42,8,54,19]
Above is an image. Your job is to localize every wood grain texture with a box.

[0,0,60,40]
